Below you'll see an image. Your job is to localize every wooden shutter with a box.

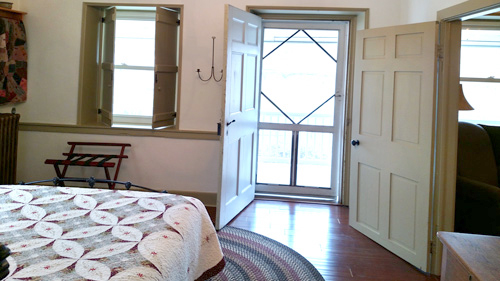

[100,7,116,127]
[78,5,102,125]
[153,8,178,129]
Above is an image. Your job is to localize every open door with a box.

[216,5,262,229]
[100,7,116,126]
[349,21,438,271]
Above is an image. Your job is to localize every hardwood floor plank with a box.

[227,199,439,281]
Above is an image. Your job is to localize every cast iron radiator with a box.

[0,113,20,184]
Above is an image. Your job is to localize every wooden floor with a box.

[227,199,440,281]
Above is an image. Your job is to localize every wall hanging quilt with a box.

[0,18,27,105]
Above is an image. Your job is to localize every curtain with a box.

[0,18,27,105]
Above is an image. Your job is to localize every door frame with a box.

[432,0,500,275]
[255,20,349,200]
[248,7,368,204]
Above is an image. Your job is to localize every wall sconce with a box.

[458,84,474,110]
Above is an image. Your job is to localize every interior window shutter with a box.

[153,8,179,129]
[78,5,102,125]
[100,7,116,127]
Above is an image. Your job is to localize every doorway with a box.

[255,20,349,201]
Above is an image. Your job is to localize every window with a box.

[79,5,180,129]
[113,10,156,126]
[459,22,500,125]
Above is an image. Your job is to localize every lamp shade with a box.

[458,84,474,110]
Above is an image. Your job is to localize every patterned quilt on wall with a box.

[0,18,27,105]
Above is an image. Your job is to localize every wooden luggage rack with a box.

[44,142,131,189]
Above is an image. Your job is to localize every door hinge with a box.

[429,240,436,254]
[437,44,444,61]
[98,108,102,114]
[101,17,105,23]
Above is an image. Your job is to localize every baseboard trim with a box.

[255,192,342,205]
[168,190,217,207]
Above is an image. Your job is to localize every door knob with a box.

[351,140,360,146]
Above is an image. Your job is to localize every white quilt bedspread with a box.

[0,185,224,281]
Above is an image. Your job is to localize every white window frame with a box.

[112,9,156,127]
[459,21,500,125]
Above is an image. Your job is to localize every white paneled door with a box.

[216,6,262,229]
[349,22,438,271]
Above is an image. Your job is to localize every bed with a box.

[0,184,225,281]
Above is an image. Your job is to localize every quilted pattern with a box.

[0,185,224,280]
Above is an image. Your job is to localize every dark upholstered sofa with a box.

[456,122,500,236]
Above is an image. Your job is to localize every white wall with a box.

[0,0,464,196]
[10,0,21,10]
[6,0,407,127]
[404,0,468,23]
[18,131,220,193]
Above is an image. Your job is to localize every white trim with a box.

[249,7,368,30]
[114,65,154,71]
[462,20,500,28]
[264,20,349,30]
[460,77,500,83]
[256,192,338,204]
[113,114,152,125]
[256,184,336,198]
[437,0,500,21]
[259,122,336,132]
[115,9,156,21]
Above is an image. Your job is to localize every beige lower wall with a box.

[18,130,221,195]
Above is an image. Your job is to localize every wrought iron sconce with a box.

[197,36,223,82]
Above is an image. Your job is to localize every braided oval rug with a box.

[208,226,325,281]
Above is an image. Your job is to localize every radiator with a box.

[0,113,20,184]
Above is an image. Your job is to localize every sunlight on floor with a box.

[238,200,335,261]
